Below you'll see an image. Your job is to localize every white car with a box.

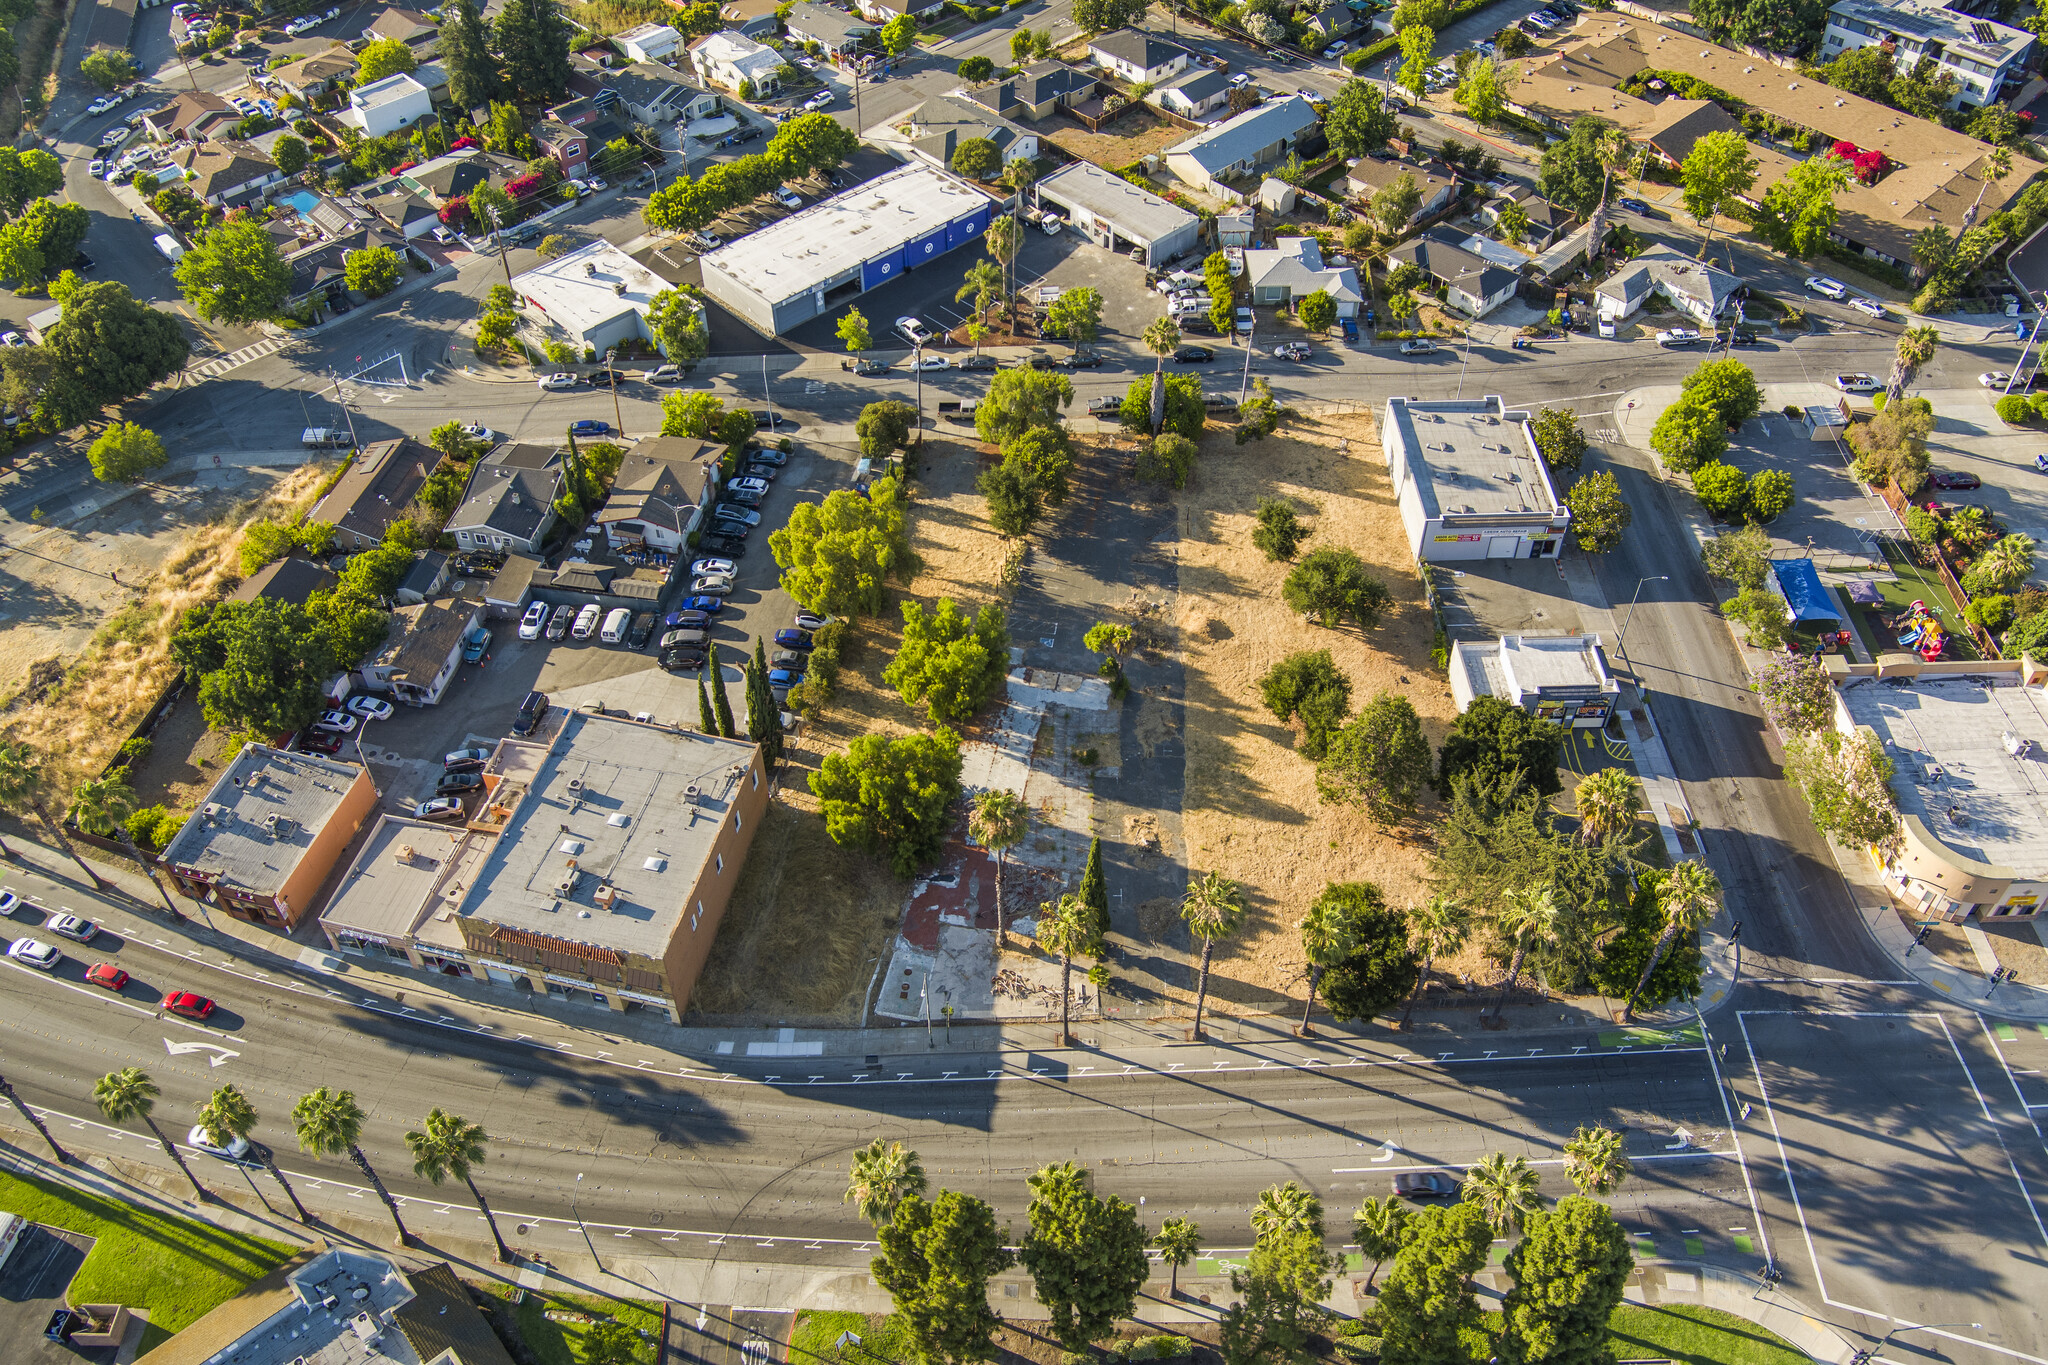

[346,694,394,721]
[1228,72,1252,87]
[1225,247,1244,277]
[571,604,602,638]
[1323,40,1348,57]
[692,573,735,595]
[567,178,591,196]
[99,125,132,149]
[690,556,736,576]
[460,422,499,443]
[727,477,770,496]
[1848,297,1885,319]
[805,91,835,110]
[895,316,934,345]
[519,600,548,639]
[88,95,116,116]
[0,332,24,348]
[910,354,950,371]
[1235,306,1254,334]
[1598,317,1616,338]
[1835,373,1880,393]
[87,158,105,177]
[1980,371,2015,389]
[7,938,60,971]
[1655,328,1701,347]
[45,913,97,943]
[585,176,607,192]
[775,188,803,209]
[1804,274,1848,300]
[0,889,17,916]
[186,1124,254,1162]
[537,372,578,391]
[313,709,358,734]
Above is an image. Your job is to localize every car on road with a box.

[1399,339,1438,354]
[46,913,97,943]
[546,603,574,640]
[1981,372,2015,388]
[86,962,129,992]
[700,533,749,557]
[804,90,835,110]
[645,364,684,383]
[8,937,59,970]
[754,411,795,431]
[1848,297,1886,319]
[0,331,25,348]
[1835,373,1881,393]
[1616,196,1650,214]
[956,354,999,371]
[1655,329,1700,347]
[571,604,602,639]
[312,709,357,734]
[445,747,491,767]
[87,158,105,177]
[1720,327,1759,346]
[1322,40,1347,56]
[1174,345,1213,363]
[1929,470,1982,489]
[88,95,117,115]
[568,419,613,437]
[909,354,949,371]
[1087,395,1124,415]
[1272,342,1312,361]
[346,694,394,721]
[1393,1171,1459,1199]
[519,601,548,639]
[679,594,726,614]
[187,1124,254,1162]
[99,125,132,149]
[1804,274,1849,300]
[460,422,499,443]
[163,991,215,1020]
[537,372,578,391]
[775,628,814,651]
[0,889,16,916]
[436,770,484,797]
[1060,350,1106,369]
[691,573,735,596]
[414,797,467,822]
[1296,87,1321,101]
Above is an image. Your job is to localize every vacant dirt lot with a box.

[1041,106,1191,170]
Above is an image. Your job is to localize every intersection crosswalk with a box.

[185,336,294,382]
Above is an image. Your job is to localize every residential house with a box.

[144,90,236,143]
[284,225,415,305]
[1163,96,1318,193]
[535,118,590,180]
[549,95,601,129]
[611,60,711,122]
[393,550,451,606]
[1344,155,1460,228]
[361,5,439,49]
[229,556,338,608]
[958,60,1096,120]
[1478,190,1576,249]
[1150,66,1230,119]
[167,140,281,207]
[1593,243,1741,325]
[852,0,947,23]
[446,445,563,556]
[618,21,683,64]
[689,31,785,96]
[341,72,434,137]
[890,94,1038,176]
[1087,29,1190,84]
[595,437,721,552]
[1242,236,1364,316]
[1303,6,1355,46]
[1636,97,1742,168]
[308,436,436,550]
[722,0,786,38]
[1820,0,2032,108]
[360,178,441,237]
[396,147,524,207]
[785,1,876,56]
[1389,228,1521,317]
[265,47,356,103]
[365,600,481,707]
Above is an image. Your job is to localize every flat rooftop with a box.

[202,1249,414,1365]
[1501,633,1608,693]
[458,711,758,957]
[319,816,473,943]
[700,163,991,307]
[1842,676,2048,877]
[1036,160,1196,240]
[1386,396,1561,521]
[511,239,666,334]
[158,744,363,896]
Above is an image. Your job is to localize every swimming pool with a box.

[281,188,321,216]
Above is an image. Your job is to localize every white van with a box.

[152,233,185,263]
[0,1212,26,1273]
[599,607,631,644]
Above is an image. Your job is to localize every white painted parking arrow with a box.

[1370,1141,1400,1163]
[163,1038,240,1067]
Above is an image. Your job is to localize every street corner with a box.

[1610,384,1685,451]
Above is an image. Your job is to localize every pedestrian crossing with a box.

[186,336,294,382]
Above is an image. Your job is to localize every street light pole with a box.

[1853,1322,1985,1364]
[1615,574,1668,679]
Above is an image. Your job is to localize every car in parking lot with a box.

[679,594,726,614]
[346,694,394,721]
[691,573,735,595]
[772,649,807,669]
[163,990,215,1019]
[86,962,129,992]
[895,316,935,346]
[691,556,737,576]
[775,188,803,209]
[296,729,345,755]
[1804,274,1849,300]
[1174,345,1213,363]
[707,517,753,540]
[519,601,548,639]
[568,418,613,436]
[312,709,357,734]
[714,505,762,526]
[8,937,59,969]
[754,411,795,430]
[1929,470,1982,489]
[720,487,764,510]
[46,913,97,943]
[746,447,788,466]
[538,372,579,391]
[775,628,814,651]
[793,610,830,631]
[1849,297,1886,319]
[661,650,706,673]
[700,532,749,557]
[628,612,656,648]
[463,628,491,662]
[1835,373,1880,393]
[546,604,574,639]
[741,462,780,482]
[414,797,467,822]
[768,668,806,686]
[436,770,484,797]
[1393,1170,1459,1199]
[571,604,602,638]
[0,889,16,916]
[1272,342,1311,361]
[665,608,711,628]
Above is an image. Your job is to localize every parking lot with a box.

[0,1225,117,1365]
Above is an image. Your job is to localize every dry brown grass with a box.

[1041,106,1192,170]
[0,464,334,811]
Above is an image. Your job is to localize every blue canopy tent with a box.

[1769,557,1842,624]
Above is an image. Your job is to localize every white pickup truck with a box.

[302,428,350,449]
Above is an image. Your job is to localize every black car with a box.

[627,612,656,649]
[1024,353,1058,370]
[435,770,484,797]
[699,533,749,557]
[721,488,764,509]
[661,650,707,673]
[706,519,753,540]
[730,124,763,145]
[442,757,487,774]
[583,369,627,388]
[1178,316,1219,335]
[1393,1171,1459,1199]
[754,410,796,430]
[742,462,781,482]
[956,354,999,371]
[1721,328,1758,346]
[70,253,95,273]
[1175,346,1214,363]
[746,448,788,467]
[1060,350,1106,369]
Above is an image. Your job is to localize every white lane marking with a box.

[1370,1141,1399,1162]
[162,1038,240,1067]
[1333,1149,1738,1174]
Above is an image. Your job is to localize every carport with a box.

[1035,161,1204,268]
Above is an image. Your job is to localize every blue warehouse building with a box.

[697,164,999,335]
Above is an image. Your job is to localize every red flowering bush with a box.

[439,195,470,225]
[1832,139,1859,160]
[504,171,543,200]
[449,135,479,150]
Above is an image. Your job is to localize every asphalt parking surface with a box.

[0,1225,115,1365]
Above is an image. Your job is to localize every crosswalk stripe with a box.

[187,336,290,381]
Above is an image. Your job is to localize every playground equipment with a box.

[1894,600,1949,659]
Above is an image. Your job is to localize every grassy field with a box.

[480,1284,663,1365]
[1601,1304,1811,1365]
[791,1310,920,1365]
[0,1167,298,1352]
[1859,542,1982,660]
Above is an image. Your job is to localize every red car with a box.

[1928,470,1982,490]
[163,991,215,1020]
[85,962,129,992]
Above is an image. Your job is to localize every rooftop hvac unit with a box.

[204,803,226,819]
[585,262,598,277]
[566,778,584,795]
[613,282,627,296]
[594,883,618,909]
[350,1311,380,1344]
[684,783,702,804]
[395,843,417,863]
[264,814,296,837]
[556,868,580,896]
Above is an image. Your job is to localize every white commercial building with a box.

[1034,161,1201,268]
[689,31,785,96]
[511,239,668,354]
[1449,634,1619,729]
[698,163,997,335]
[340,71,433,138]
[1820,0,2031,109]
[1382,395,1568,563]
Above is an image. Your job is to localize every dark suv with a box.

[511,689,549,736]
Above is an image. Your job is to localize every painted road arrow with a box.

[163,1038,240,1068]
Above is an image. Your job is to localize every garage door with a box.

[1486,536,1520,559]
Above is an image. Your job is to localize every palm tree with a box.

[1582,125,1640,268]
[0,742,105,888]
[1561,1124,1632,1197]
[985,213,1023,329]
[955,258,1003,332]
[1154,1217,1200,1298]
[1461,1152,1541,1235]
[292,1087,412,1247]
[1180,870,1244,1041]
[1910,225,1953,281]
[0,1072,71,1164]
[198,1083,311,1223]
[1886,324,1939,401]
[94,1067,206,1200]
[1400,895,1469,1031]
[1622,859,1723,1022]
[1976,531,2036,589]
[68,774,184,922]
[1352,1195,1409,1291]
[1038,892,1097,1044]
[1965,144,2014,225]
[1491,884,1561,1018]
[1250,1180,1324,1244]
[1297,888,1363,1037]
[407,1108,511,1263]
[1143,316,1181,371]
[844,1138,928,1225]
[968,790,1028,952]
[1573,767,1640,847]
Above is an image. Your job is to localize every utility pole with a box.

[327,370,359,448]
[488,204,514,286]
[1237,312,1255,404]
[608,348,625,433]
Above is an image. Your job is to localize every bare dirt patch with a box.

[1041,106,1190,170]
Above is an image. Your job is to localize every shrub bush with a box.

[1997,394,2032,424]
[1117,1337,1192,1361]
[1782,403,1802,420]
[1966,593,2016,633]
[1905,506,1943,544]
[117,736,153,765]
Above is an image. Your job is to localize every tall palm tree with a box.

[1297,888,1363,1037]
[1976,531,2037,590]
[955,258,1003,332]
[985,213,1023,329]
[1038,891,1096,1044]
[1352,1195,1410,1291]
[292,1088,411,1247]
[1965,145,2014,225]
[1910,225,1953,282]
[1491,884,1561,1018]
[844,1138,928,1225]
[1561,1124,1632,1197]
[1143,316,1181,371]
[968,789,1028,951]
[0,743,104,888]
[406,1108,511,1263]
[1250,1180,1324,1244]
[1154,1217,1200,1298]
[0,1073,71,1164]
[1886,324,1940,401]
[198,1083,311,1223]
[1622,859,1723,1022]
[1461,1152,1541,1235]
[1400,895,1469,1031]
[1180,870,1245,1041]
[1582,125,1640,267]
[94,1067,205,1200]
[68,774,184,922]
[1572,767,1640,847]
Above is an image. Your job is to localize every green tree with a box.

[95,1067,206,1200]
[950,136,1001,179]
[1083,621,1133,681]
[1138,433,1198,488]
[1371,169,1424,236]
[1021,1161,1150,1350]
[0,742,105,887]
[976,367,1073,445]
[1539,116,1615,216]
[344,244,402,297]
[172,597,338,735]
[984,213,1023,326]
[272,134,310,176]
[79,46,134,90]
[969,790,1027,949]
[1681,358,1763,426]
[879,12,918,54]
[1530,407,1586,474]
[1298,882,1367,1035]
[1079,835,1110,941]
[846,1138,929,1225]
[872,1190,1014,1365]
[707,641,735,736]
[1724,586,1790,649]
[174,219,292,325]
[646,287,708,362]
[1755,151,1852,256]
[1259,649,1352,761]
[493,0,573,101]
[1155,1217,1201,1298]
[356,36,418,81]
[698,676,716,734]
[1353,1196,1410,1291]
[87,422,167,483]
[0,147,62,217]
[1435,695,1562,799]
[1746,468,1794,523]
[1037,891,1100,1043]
[1562,1125,1631,1198]
[1395,25,1435,100]
[1317,692,1432,826]
[31,282,183,429]
[1495,198,1532,246]
[837,306,874,360]
[1377,1203,1491,1365]
[857,400,920,459]
[1043,286,1104,348]
[1318,886,1419,1024]
[979,459,1042,536]
[1500,1199,1634,1365]
[1297,288,1337,334]
[770,479,909,617]
[1282,547,1393,630]
[1400,894,1469,1029]
[1455,55,1517,123]
[1492,884,1562,1014]
[1120,371,1205,441]
[1649,395,1727,473]
[1701,523,1771,591]
[1254,497,1306,561]
[1679,128,1758,256]
[1564,470,1631,552]
[1690,461,1749,521]
[1325,78,1398,158]
[1002,425,1075,505]
[293,1087,412,1246]
[406,1108,511,1263]
[198,1083,312,1223]
[958,54,996,82]
[809,726,964,877]
[1181,870,1244,1041]
[1782,727,1898,846]
[958,258,1004,332]
[1462,1151,1541,1235]
[1143,315,1182,367]
[1819,42,1894,99]
[746,636,784,766]
[438,0,501,108]
[884,598,1009,723]
[0,196,88,292]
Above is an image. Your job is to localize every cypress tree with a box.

[746,635,783,765]
[437,0,501,110]
[1079,836,1109,940]
[708,641,736,737]
[697,676,716,734]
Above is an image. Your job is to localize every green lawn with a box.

[481,1284,663,1365]
[1863,542,1982,660]
[791,1311,919,1365]
[0,1167,297,1353]
[1474,1304,1807,1365]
